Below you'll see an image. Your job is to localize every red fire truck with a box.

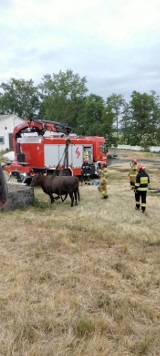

[3,118,108,184]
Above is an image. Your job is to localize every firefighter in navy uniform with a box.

[134,164,150,213]
[81,160,92,185]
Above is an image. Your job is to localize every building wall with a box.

[117,144,160,153]
[0,115,24,150]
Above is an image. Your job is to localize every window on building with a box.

[0,137,5,144]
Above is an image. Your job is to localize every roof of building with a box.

[0,114,23,122]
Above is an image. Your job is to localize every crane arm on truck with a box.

[13,118,72,138]
[13,118,72,157]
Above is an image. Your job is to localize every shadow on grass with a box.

[32,198,51,210]
[145,239,160,247]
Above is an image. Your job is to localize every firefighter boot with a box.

[141,203,146,213]
[103,195,108,199]
[135,201,140,210]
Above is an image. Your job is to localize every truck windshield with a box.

[83,146,93,163]
[100,143,108,154]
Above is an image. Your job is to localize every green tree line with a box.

[0,69,160,147]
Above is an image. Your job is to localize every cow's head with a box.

[30,173,43,187]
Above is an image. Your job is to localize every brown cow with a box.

[31,174,80,207]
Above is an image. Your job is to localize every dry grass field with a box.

[0,151,160,356]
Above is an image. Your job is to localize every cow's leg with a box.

[50,194,55,203]
[61,194,68,202]
[69,192,74,207]
[53,195,60,200]
[74,190,78,205]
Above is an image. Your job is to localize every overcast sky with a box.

[0,0,160,100]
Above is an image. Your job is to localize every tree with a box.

[106,94,125,138]
[121,91,160,146]
[77,94,118,145]
[39,69,88,131]
[100,109,120,146]
[120,102,133,144]
[78,94,105,135]
[0,78,40,118]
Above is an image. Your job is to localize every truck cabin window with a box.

[83,147,93,163]
[100,143,108,153]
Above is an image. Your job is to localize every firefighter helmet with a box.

[138,163,143,171]
[132,159,137,164]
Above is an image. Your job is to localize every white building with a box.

[0,114,24,151]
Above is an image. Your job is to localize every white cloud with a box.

[0,0,160,98]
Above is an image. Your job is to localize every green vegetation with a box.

[0,70,160,147]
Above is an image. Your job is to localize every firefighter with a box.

[83,151,89,162]
[98,163,108,199]
[134,164,150,213]
[129,159,138,189]
[0,164,8,210]
[81,160,92,185]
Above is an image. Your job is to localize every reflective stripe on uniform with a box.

[141,203,146,207]
[140,177,149,184]
[137,187,148,191]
